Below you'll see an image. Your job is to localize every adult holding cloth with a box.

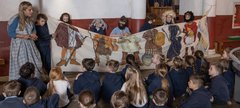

[7,1,42,80]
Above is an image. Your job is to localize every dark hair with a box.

[194,50,204,59]
[36,13,48,21]
[19,62,35,79]
[189,74,204,87]
[184,11,195,22]
[194,50,209,74]
[82,58,95,71]
[111,91,129,108]
[155,64,169,92]
[173,56,183,69]
[126,54,139,69]
[78,90,95,107]
[219,59,229,70]
[185,55,196,74]
[106,59,120,72]
[152,89,168,105]
[23,86,40,106]
[60,12,71,24]
[3,80,21,97]
[145,14,155,22]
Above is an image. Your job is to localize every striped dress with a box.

[7,15,42,80]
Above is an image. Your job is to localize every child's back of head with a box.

[3,80,21,97]
[19,62,35,79]
[172,56,183,69]
[111,91,129,108]
[82,58,95,71]
[106,60,120,72]
[126,54,139,69]
[78,90,96,108]
[219,59,229,71]
[152,89,168,106]
[189,74,204,89]
[23,86,40,106]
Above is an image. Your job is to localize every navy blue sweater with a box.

[169,68,189,98]
[18,77,47,96]
[0,97,27,108]
[209,75,230,104]
[73,71,101,101]
[222,70,235,98]
[28,94,59,108]
[180,87,212,108]
[101,72,124,103]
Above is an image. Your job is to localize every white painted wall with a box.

[0,0,40,21]
[41,0,145,19]
[0,0,146,21]
[179,0,203,16]
[179,0,240,16]
[216,0,240,15]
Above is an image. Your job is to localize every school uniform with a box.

[148,100,169,108]
[18,77,47,96]
[146,72,174,106]
[169,68,189,98]
[139,22,154,32]
[185,67,194,76]
[222,70,235,98]
[90,26,106,35]
[179,87,212,108]
[0,96,27,108]
[0,94,5,101]
[27,94,59,108]
[101,72,124,103]
[35,23,51,73]
[209,75,230,104]
[73,70,101,101]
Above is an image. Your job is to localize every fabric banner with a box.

[48,16,209,72]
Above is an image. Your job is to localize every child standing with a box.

[179,74,212,108]
[208,63,231,105]
[18,62,47,96]
[102,60,124,103]
[0,80,27,108]
[35,13,51,74]
[73,58,101,102]
[23,86,59,108]
[47,67,70,108]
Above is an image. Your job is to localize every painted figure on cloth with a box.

[89,19,107,35]
[183,11,197,56]
[93,34,118,65]
[110,16,142,65]
[142,29,165,66]
[55,13,85,66]
[166,25,182,60]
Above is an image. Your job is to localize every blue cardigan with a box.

[180,87,212,108]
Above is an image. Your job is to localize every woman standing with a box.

[7,1,42,80]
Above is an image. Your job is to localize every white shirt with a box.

[49,80,70,107]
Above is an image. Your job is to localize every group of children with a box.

[1,47,238,108]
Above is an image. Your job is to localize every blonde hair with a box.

[155,64,169,92]
[48,67,65,95]
[161,10,176,25]
[18,1,32,31]
[124,66,147,105]
[78,90,95,108]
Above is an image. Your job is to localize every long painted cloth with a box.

[47,16,209,72]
